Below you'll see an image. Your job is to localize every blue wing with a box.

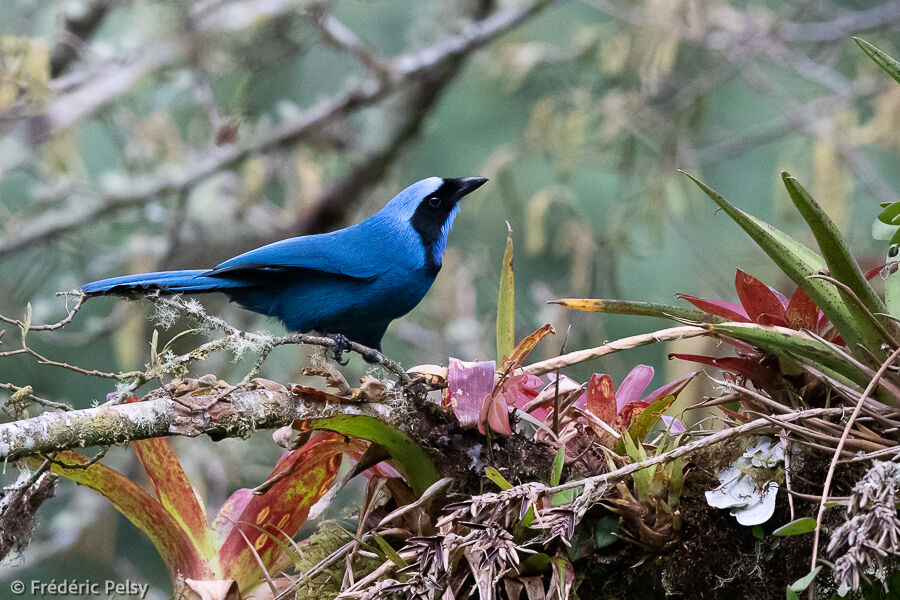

[205,225,392,281]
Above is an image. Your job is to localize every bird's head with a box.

[382,176,488,272]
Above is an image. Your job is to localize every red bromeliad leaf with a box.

[865,263,887,280]
[615,365,654,413]
[615,400,650,431]
[133,437,217,561]
[448,358,495,429]
[669,353,779,388]
[586,374,617,430]
[785,287,819,331]
[734,270,787,324]
[216,433,350,590]
[676,294,750,322]
[44,451,212,580]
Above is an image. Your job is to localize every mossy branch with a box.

[0,383,394,462]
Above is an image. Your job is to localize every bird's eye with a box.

[427,196,441,208]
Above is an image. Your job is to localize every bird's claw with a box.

[329,334,352,366]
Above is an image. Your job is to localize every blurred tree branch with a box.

[778,2,900,42]
[48,0,128,77]
[0,0,553,260]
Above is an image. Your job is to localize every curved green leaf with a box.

[550,444,565,486]
[789,567,822,593]
[619,395,677,454]
[297,415,439,496]
[485,466,514,490]
[878,202,900,226]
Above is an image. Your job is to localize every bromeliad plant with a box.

[557,167,900,417]
[25,383,442,600]
[32,430,359,599]
[549,37,900,595]
[348,228,700,599]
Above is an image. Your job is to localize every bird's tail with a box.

[80,269,241,296]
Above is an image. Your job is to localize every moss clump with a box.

[292,525,382,600]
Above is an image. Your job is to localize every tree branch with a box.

[0,384,393,462]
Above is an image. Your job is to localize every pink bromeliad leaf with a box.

[614,364,654,413]
[479,388,513,435]
[449,326,553,436]
[447,358,495,429]
[661,415,686,434]
[640,372,698,405]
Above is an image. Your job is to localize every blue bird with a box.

[80,177,488,362]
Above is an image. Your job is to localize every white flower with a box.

[704,436,783,526]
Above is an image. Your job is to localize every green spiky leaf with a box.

[854,37,900,85]
[551,298,726,323]
[781,172,887,349]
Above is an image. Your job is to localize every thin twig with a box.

[0,295,85,331]
[525,325,708,375]
[39,447,109,470]
[495,407,858,499]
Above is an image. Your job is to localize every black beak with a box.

[444,177,488,201]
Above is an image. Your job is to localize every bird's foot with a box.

[328,333,353,366]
